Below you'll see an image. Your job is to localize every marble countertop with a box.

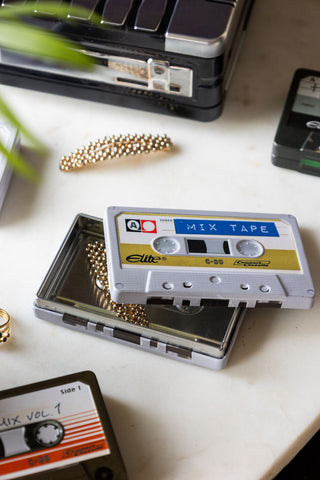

[1,0,320,478]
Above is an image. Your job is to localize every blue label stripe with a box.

[174,219,279,237]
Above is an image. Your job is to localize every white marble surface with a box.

[1,0,320,478]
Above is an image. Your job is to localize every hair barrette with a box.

[60,133,172,171]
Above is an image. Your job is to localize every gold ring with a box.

[0,309,11,343]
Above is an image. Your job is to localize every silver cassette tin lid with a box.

[104,206,315,309]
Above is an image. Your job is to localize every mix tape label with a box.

[118,212,300,272]
[0,380,110,479]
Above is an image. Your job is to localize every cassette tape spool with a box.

[104,206,315,309]
[0,419,64,458]
[0,371,127,479]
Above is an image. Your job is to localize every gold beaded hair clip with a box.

[86,241,148,327]
[60,133,172,171]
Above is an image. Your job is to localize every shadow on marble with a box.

[104,394,178,480]
[227,308,278,368]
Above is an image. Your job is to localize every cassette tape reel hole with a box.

[236,240,264,258]
[33,420,64,447]
[153,236,180,255]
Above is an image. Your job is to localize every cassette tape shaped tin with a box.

[0,371,127,480]
[104,206,315,309]
[34,214,245,370]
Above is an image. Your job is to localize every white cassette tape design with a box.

[104,206,315,309]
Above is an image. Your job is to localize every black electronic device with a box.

[0,0,254,121]
[272,69,320,176]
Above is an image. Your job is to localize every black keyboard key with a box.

[101,0,134,26]
[68,0,100,19]
[134,0,167,32]
[167,0,233,41]
[33,0,63,16]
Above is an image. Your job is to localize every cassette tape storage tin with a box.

[0,371,127,480]
[34,214,246,370]
[0,0,254,121]
[104,206,315,309]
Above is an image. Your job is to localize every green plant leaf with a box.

[0,2,102,179]
[0,95,46,152]
[0,20,94,67]
[0,141,39,182]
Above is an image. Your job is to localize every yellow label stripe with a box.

[119,244,301,271]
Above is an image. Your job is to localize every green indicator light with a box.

[301,158,320,169]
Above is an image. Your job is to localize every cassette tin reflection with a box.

[0,371,127,480]
[104,206,315,308]
[34,214,245,370]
